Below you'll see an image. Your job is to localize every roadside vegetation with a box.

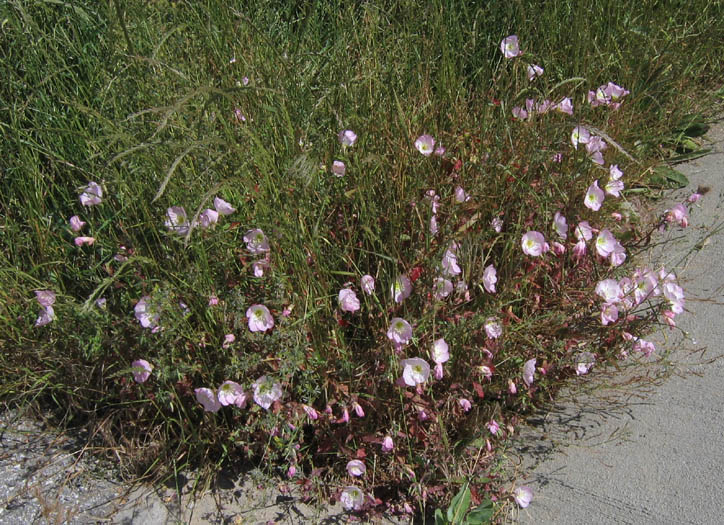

[1,1,722,521]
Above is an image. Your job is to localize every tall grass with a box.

[1,0,722,519]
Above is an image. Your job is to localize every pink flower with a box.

[400,357,430,386]
[576,352,595,375]
[217,381,247,407]
[198,208,219,229]
[134,296,159,329]
[487,419,500,435]
[208,295,219,306]
[303,404,319,420]
[246,304,274,332]
[222,333,235,348]
[513,486,533,508]
[483,264,497,293]
[213,197,236,215]
[429,215,438,235]
[252,375,282,410]
[131,359,153,383]
[508,379,517,394]
[387,317,413,347]
[609,164,624,180]
[360,275,375,295]
[431,338,450,364]
[595,279,622,303]
[391,275,413,303]
[338,129,357,147]
[604,82,629,101]
[527,64,543,81]
[79,182,103,206]
[500,35,522,58]
[484,317,502,339]
[553,212,568,239]
[287,465,297,479]
[601,302,619,325]
[688,192,702,203]
[414,134,436,156]
[552,241,566,255]
[537,99,554,114]
[573,239,587,258]
[338,288,360,313]
[340,486,365,511]
[512,106,528,120]
[605,179,624,197]
[523,358,536,386]
[433,277,453,300]
[441,247,462,276]
[586,136,607,154]
[459,398,472,412]
[665,204,689,228]
[243,229,270,254]
[521,231,549,256]
[165,206,189,235]
[252,258,270,277]
[633,338,655,357]
[34,305,55,327]
[35,290,56,308]
[574,221,594,241]
[74,236,96,247]
[571,126,590,149]
[610,241,626,267]
[352,401,365,418]
[346,460,366,477]
[556,97,573,115]
[434,145,446,156]
[332,160,346,177]
[69,216,86,232]
[454,186,470,203]
[491,217,503,233]
[434,362,444,380]
[382,436,394,452]
[195,387,221,413]
[584,180,605,211]
[595,229,617,257]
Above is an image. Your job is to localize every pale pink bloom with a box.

[222,333,235,348]
[484,317,502,339]
[459,398,472,412]
[609,164,624,180]
[584,180,605,211]
[431,338,450,364]
[522,358,536,386]
[391,275,413,303]
[605,179,624,197]
[346,460,366,477]
[339,130,357,147]
[491,217,503,233]
[337,407,350,423]
[414,134,436,156]
[35,306,55,327]
[575,352,595,375]
[574,221,593,241]
[521,231,549,256]
[95,297,107,309]
[79,181,103,206]
[338,288,360,313]
[418,409,430,421]
[35,290,56,308]
[433,277,453,300]
[487,419,500,435]
[633,338,655,357]
[213,197,236,215]
[251,257,269,277]
[610,241,626,267]
[537,99,554,114]
[663,310,677,327]
[426,190,441,214]
[479,365,493,380]
[500,35,522,58]
[613,212,626,222]
[198,208,219,229]
[688,193,702,203]
[441,248,461,276]
[303,404,319,420]
[662,281,685,314]
[352,401,365,418]
[217,381,247,407]
[340,486,365,511]
[572,239,587,258]
[165,206,190,235]
[134,296,159,329]
[382,436,394,452]
[360,275,375,295]
[429,215,439,235]
[434,144,446,156]
[604,82,629,101]
[665,204,689,228]
[243,229,270,254]
[514,486,533,508]
[208,295,219,306]
[401,357,430,386]
[387,317,413,347]
[482,264,497,293]
[69,216,86,232]
[434,362,444,380]
[456,280,470,302]
[588,88,607,107]
[74,236,95,246]
[553,212,568,239]
[195,387,221,413]
[595,229,617,257]
[527,64,544,81]
[633,269,658,304]
[550,241,564,255]
[131,359,153,383]
[454,186,470,203]
[601,302,619,325]
[332,160,346,177]
[246,304,274,332]
[571,126,590,148]
[556,97,573,115]
[512,106,528,120]
[287,465,297,478]
[596,279,622,303]
[590,151,604,165]
[508,379,517,394]
[525,99,535,116]
[252,375,282,410]
[586,136,607,154]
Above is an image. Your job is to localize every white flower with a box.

[252,375,282,410]
[431,338,450,364]
[400,357,431,387]
[338,288,360,313]
[414,134,435,156]
[246,304,274,332]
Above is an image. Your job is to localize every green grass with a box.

[1,0,722,520]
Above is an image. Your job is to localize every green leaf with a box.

[447,482,472,524]
[675,114,710,138]
[464,499,495,525]
[647,166,689,189]
[435,508,449,525]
